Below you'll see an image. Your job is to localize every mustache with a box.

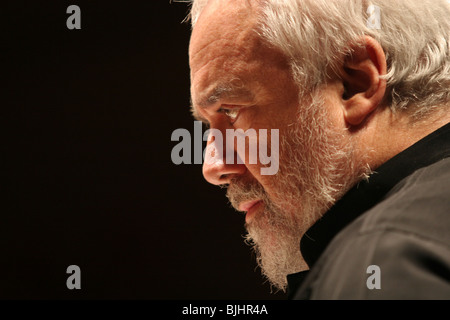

[226,177,269,212]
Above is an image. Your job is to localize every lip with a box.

[238,200,263,223]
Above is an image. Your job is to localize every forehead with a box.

[189,0,258,45]
[189,0,259,72]
[189,0,291,106]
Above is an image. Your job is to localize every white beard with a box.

[227,92,367,291]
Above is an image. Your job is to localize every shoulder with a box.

[294,158,450,299]
[361,157,450,245]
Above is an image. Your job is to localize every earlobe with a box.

[341,36,387,127]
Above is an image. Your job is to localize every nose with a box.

[202,132,246,185]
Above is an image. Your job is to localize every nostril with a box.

[202,151,247,185]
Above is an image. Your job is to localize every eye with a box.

[218,107,240,124]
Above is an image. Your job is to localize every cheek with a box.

[319,85,346,127]
[244,164,279,202]
[240,122,296,189]
[233,128,281,177]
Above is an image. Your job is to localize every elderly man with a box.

[188,0,450,299]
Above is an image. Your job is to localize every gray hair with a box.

[189,0,450,120]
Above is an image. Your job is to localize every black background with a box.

[1,1,286,299]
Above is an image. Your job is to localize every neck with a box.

[356,105,450,172]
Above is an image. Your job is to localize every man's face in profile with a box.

[189,0,360,290]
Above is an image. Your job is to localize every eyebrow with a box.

[190,84,255,123]
[197,85,255,108]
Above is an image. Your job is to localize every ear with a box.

[340,36,387,126]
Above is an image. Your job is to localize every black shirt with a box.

[288,122,450,299]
